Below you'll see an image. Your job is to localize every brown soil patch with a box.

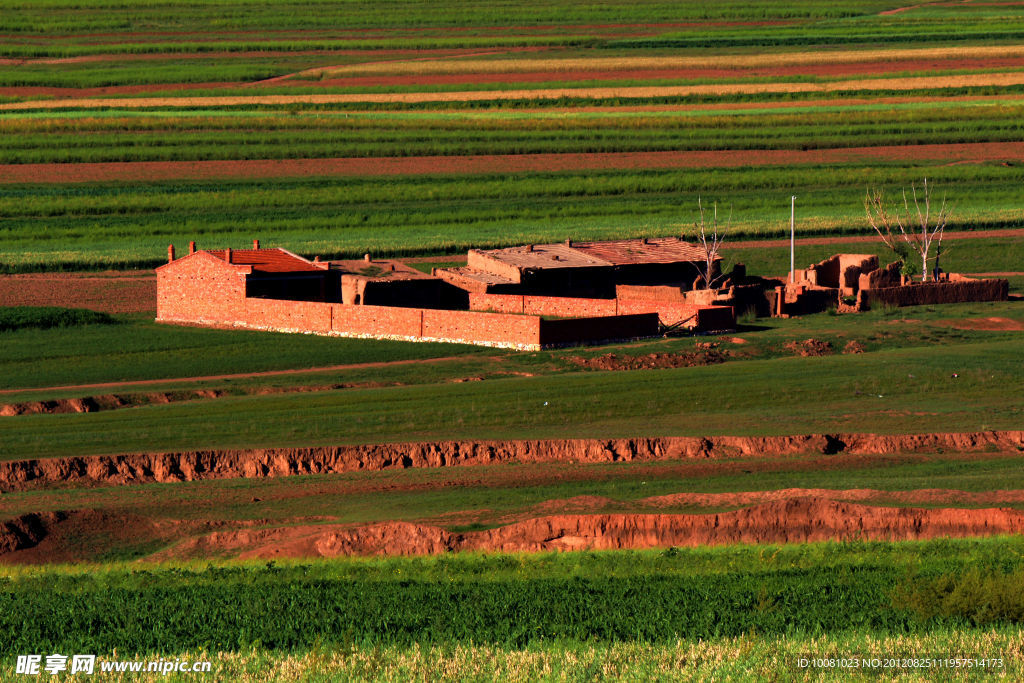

[569,343,728,370]
[0,272,155,314]
[843,340,866,354]
[147,498,1024,559]
[303,56,1024,88]
[784,338,833,356]
[942,316,1024,331]
[0,431,1021,494]
[8,142,1024,185]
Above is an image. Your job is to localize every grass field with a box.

[1,300,1021,458]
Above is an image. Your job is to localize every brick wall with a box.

[469,293,617,317]
[471,291,735,330]
[246,298,332,333]
[423,308,541,347]
[156,254,246,324]
[859,278,1009,309]
[157,259,693,348]
[333,303,424,338]
[539,313,659,346]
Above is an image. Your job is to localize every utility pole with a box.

[789,195,796,283]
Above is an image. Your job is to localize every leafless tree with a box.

[864,178,950,282]
[693,196,730,289]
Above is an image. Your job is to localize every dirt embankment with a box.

[1,431,1021,494]
[152,498,1024,559]
[0,512,67,554]
[0,384,356,417]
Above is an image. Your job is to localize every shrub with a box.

[0,306,116,332]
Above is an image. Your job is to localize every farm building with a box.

[772,253,1009,316]
[437,237,718,297]
[156,238,738,349]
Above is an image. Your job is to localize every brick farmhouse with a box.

[156,238,737,349]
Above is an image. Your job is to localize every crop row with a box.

[1,538,1022,652]
[4,111,1024,164]
[2,165,1023,271]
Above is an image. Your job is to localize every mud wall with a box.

[1,431,1020,494]
[859,278,1008,309]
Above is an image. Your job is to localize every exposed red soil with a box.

[494,93,1024,115]
[784,338,833,356]
[940,316,1024,331]
[0,355,468,397]
[728,228,1024,250]
[533,487,1024,512]
[0,272,155,314]
[8,142,1024,184]
[147,498,1024,559]
[569,343,729,370]
[843,340,866,354]
[0,431,1020,494]
[306,57,1024,88]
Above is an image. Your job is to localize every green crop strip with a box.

[1,537,1023,653]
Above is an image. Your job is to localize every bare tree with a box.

[864,178,950,282]
[693,196,730,289]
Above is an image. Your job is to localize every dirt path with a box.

[8,70,1024,111]
[0,355,473,397]
[6,141,1024,184]
[727,229,1024,250]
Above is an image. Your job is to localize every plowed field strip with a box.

[310,46,1024,76]
[4,141,1024,184]
[8,70,1024,111]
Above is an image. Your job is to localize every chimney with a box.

[225,247,232,264]
[526,244,534,252]
[167,244,175,263]
[188,241,196,255]
[313,255,321,263]
[253,239,260,250]
[641,237,649,245]
[565,238,573,247]
[364,253,371,263]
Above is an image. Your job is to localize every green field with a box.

[1,539,1023,664]
[1,300,1022,459]
[4,1,1024,680]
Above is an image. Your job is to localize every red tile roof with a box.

[205,248,323,273]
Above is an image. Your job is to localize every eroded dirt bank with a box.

[1,431,1021,493]
[157,498,1024,559]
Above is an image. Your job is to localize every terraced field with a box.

[4,1,1024,270]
